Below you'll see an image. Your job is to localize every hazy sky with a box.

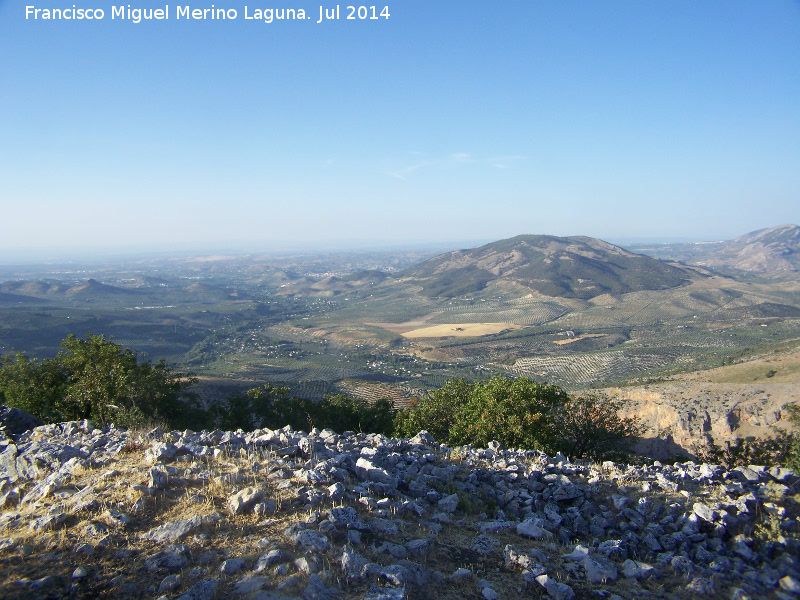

[1,1,798,258]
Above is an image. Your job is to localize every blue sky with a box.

[1,1,798,258]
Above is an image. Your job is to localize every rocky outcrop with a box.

[612,382,798,460]
[0,405,44,443]
[0,421,798,599]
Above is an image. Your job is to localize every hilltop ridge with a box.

[631,224,800,275]
[400,234,693,299]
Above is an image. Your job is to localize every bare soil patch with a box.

[399,323,522,339]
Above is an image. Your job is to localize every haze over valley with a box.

[2,225,799,456]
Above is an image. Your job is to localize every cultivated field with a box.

[399,322,521,338]
[1,248,799,402]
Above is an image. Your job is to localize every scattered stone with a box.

[159,574,181,593]
[233,575,268,595]
[141,516,203,543]
[450,567,473,582]
[149,464,170,490]
[0,405,44,440]
[146,442,177,464]
[687,577,715,594]
[29,512,68,532]
[255,500,278,516]
[364,586,406,600]
[229,486,264,515]
[328,506,366,529]
[31,576,56,589]
[517,519,553,539]
[561,544,589,560]
[471,534,500,556]
[694,502,716,523]
[535,574,575,600]
[302,573,340,600]
[145,550,189,572]
[220,557,245,575]
[584,556,618,584]
[482,587,498,600]
[355,457,396,487]
[176,578,219,600]
[294,554,322,574]
[437,493,459,513]
[375,541,407,559]
[780,576,800,594]
[368,518,399,536]
[289,529,331,553]
[405,537,433,558]
[0,415,796,600]
[255,548,291,572]
[621,559,654,580]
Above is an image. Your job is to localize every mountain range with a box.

[630,224,800,275]
[400,234,693,299]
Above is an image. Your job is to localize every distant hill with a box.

[0,292,48,306]
[630,224,800,275]
[65,278,136,299]
[0,279,138,301]
[400,234,692,299]
[0,280,69,297]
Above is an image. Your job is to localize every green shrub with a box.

[393,378,472,441]
[393,376,640,461]
[317,394,395,435]
[0,334,198,430]
[551,393,643,461]
[0,352,66,423]
[448,377,564,451]
[211,386,396,435]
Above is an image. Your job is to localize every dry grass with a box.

[0,443,765,600]
[400,323,521,339]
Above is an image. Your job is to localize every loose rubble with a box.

[0,415,798,599]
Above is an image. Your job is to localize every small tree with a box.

[211,387,397,435]
[318,394,395,435]
[393,376,644,461]
[393,378,473,441]
[55,334,197,428]
[0,334,197,429]
[211,383,294,431]
[0,352,66,422]
[552,394,643,461]
[448,376,564,450]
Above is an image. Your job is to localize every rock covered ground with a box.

[0,420,799,600]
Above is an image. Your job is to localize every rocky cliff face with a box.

[1,418,798,600]
[613,382,797,460]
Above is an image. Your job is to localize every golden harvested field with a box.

[399,322,521,338]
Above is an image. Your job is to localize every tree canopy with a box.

[1,335,646,463]
[394,376,642,460]
[0,334,197,429]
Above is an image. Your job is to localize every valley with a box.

[1,227,799,456]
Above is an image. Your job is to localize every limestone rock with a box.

[0,405,43,441]
[176,579,220,600]
[535,574,575,600]
[141,516,203,543]
[228,486,264,515]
